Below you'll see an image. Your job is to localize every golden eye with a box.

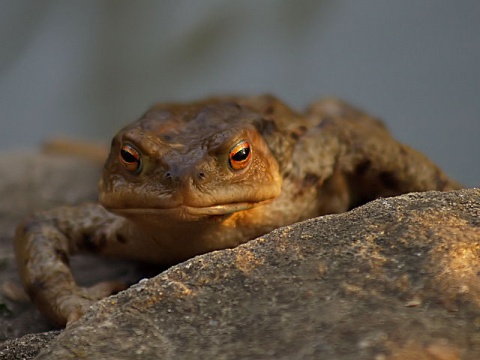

[120,144,142,173]
[229,141,251,171]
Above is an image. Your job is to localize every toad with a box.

[15,95,460,326]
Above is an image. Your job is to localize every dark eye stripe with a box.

[229,141,252,170]
[120,144,142,173]
[231,147,250,161]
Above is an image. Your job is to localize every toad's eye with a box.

[229,141,251,171]
[120,144,142,173]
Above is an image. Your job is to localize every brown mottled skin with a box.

[15,95,461,326]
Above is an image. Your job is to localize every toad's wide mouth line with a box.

[108,202,259,217]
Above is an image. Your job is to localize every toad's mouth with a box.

[109,201,261,218]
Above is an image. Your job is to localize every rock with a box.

[0,152,101,234]
[0,331,59,360]
[31,188,479,359]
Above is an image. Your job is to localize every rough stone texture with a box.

[38,189,480,359]
[1,152,479,359]
[0,332,59,360]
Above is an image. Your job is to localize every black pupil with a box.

[232,147,250,161]
[121,149,138,163]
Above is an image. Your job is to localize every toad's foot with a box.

[60,280,127,326]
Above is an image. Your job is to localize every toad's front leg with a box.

[14,204,127,326]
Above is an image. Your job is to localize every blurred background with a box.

[1,0,479,186]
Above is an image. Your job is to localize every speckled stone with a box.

[35,188,480,360]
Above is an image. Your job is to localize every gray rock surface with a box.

[0,332,59,360]
[1,152,479,359]
[38,189,480,359]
